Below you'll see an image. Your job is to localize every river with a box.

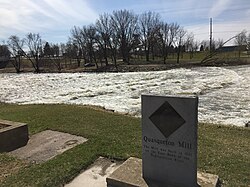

[0,65,249,127]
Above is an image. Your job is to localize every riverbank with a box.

[94,59,250,72]
[0,59,249,73]
[0,104,249,186]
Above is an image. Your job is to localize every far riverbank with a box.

[0,59,249,73]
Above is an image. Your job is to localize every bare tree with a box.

[76,25,99,68]
[7,35,25,73]
[247,33,250,57]
[95,14,121,67]
[25,33,44,73]
[159,22,180,63]
[59,43,66,56]
[234,30,247,57]
[70,26,84,67]
[71,25,99,68]
[65,41,78,62]
[109,26,119,67]
[169,23,180,45]
[110,10,139,64]
[52,44,60,57]
[159,22,170,63]
[139,11,161,61]
[185,33,195,59]
[44,42,62,72]
[8,35,45,73]
[215,38,224,49]
[175,27,186,63]
[95,13,113,66]
[200,40,210,51]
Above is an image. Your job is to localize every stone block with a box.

[107,157,219,187]
[0,119,28,152]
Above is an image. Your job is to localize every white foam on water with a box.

[0,65,249,127]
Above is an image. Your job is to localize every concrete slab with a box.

[9,130,87,163]
[107,157,147,187]
[107,157,219,187]
[65,157,122,187]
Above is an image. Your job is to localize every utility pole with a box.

[209,18,213,52]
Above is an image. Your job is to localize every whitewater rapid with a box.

[0,65,249,127]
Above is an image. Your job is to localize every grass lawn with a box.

[0,103,249,187]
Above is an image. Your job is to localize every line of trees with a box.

[1,34,68,73]
[0,9,250,73]
[69,10,189,66]
[4,34,44,73]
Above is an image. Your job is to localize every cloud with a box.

[186,18,250,45]
[1,0,249,44]
[209,0,232,17]
[0,0,98,42]
[42,0,98,23]
[246,9,250,17]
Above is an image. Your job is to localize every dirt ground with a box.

[0,155,28,183]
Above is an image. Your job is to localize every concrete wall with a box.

[0,119,29,153]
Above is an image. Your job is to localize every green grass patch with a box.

[0,103,249,186]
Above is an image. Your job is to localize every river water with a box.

[0,65,249,127]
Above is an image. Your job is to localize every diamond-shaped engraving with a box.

[149,101,185,138]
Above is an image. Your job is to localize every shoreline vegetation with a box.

[0,104,249,186]
[0,58,250,74]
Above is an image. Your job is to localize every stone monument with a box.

[142,95,198,187]
[107,94,219,187]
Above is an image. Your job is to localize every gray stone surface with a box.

[9,130,87,163]
[65,157,122,187]
[107,157,147,187]
[107,157,219,187]
[198,172,219,187]
[0,119,28,152]
[142,95,198,187]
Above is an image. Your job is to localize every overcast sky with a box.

[0,0,250,45]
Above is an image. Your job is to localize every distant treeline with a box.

[0,9,249,73]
